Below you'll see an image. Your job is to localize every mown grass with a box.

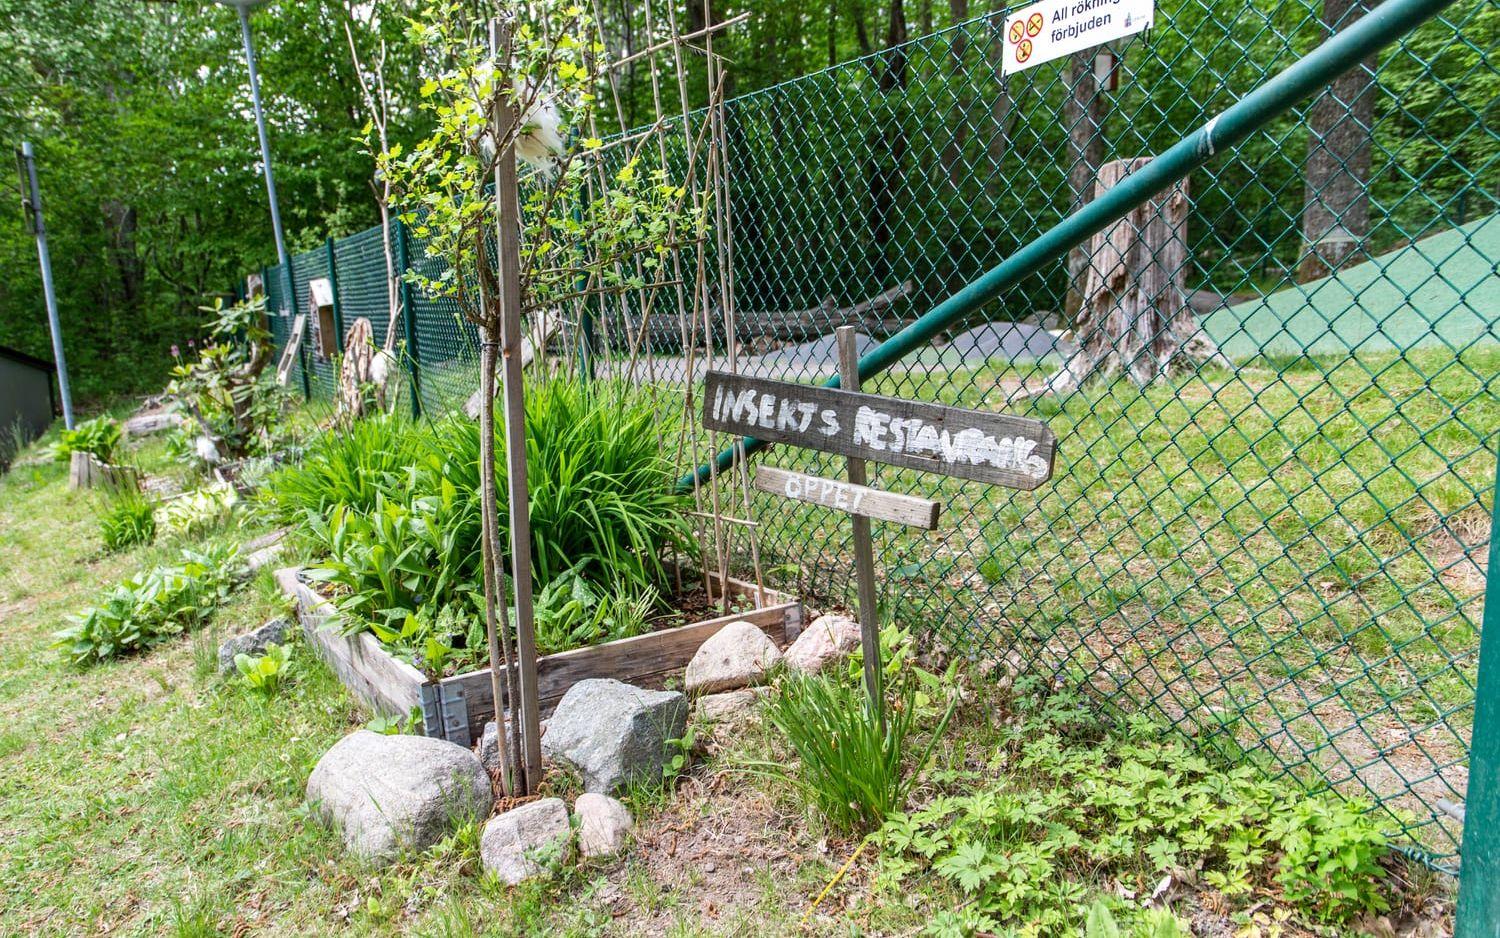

[707,344,1495,864]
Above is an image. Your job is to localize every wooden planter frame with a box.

[275,566,802,747]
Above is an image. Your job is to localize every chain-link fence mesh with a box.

[254,1,1496,870]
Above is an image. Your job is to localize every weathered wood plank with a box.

[274,567,424,718]
[702,370,1056,489]
[753,466,941,529]
[442,582,801,733]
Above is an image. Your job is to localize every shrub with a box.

[99,486,156,551]
[51,416,122,464]
[762,668,957,834]
[53,544,241,666]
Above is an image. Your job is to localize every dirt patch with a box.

[593,771,822,934]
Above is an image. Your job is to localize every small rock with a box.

[683,620,782,696]
[782,614,860,674]
[477,720,502,777]
[542,679,688,793]
[693,688,761,723]
[306,731,492,865]
[574,792,632,858]
[218,618,293,677]
[480,797,571,884]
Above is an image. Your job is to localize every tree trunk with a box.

[1048,157,1229,394]
[866,0,908,285]
[477,331,518,798]
[828,0,838,66]
[1299,0,1375,281]
[1062,51,1109,324]
[941,0,969,184]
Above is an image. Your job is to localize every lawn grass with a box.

[0,410,1460,935]
[692,343,1495,866]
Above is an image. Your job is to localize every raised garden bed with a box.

[275,566,802,746]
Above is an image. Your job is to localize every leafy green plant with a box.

[235,642,293,699]
[293,379,687,669]
[157,486,238,540]
[51,416,122,463]
[532,565,659,655]
[98,485,156,551]
[166,296,280,462]
[52,544,241,666]
[761,668,957,834]
[875,688,1394,934]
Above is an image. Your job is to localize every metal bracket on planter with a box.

[419,682,473,747]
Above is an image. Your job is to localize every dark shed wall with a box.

[0,357,55,439]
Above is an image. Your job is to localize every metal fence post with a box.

[394,217,422,418]
[1455,458,1500,936]
[326,236,344,352]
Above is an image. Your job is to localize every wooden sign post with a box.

[703,330,1056,721]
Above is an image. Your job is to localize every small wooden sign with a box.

[753,466,940,530]
[275,313,307,386]
[703,371,1056,490]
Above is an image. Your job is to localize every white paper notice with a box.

[1001,0,1154,75]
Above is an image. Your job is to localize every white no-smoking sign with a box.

[1002,0,1155,75]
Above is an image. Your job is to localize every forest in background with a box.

[1,0,1494,402]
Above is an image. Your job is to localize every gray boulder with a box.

[306,730,493,864]
[693,688,762,723]
[542,679,688,793]
[683,620,782,696]
[480,797,572,884]
[574,793,632,859]
[218,618,293,678]
[477,720,502,777]
[782,613,861,675]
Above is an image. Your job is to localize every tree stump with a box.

[1049,156,1230,394]
[69,452,140,492]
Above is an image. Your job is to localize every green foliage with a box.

[874,688,1392,934]
[762,665,957,834]
[166,296,284,462]
[532,565,657,655]
[52,544,241,666]
[51,417,122,464]
[98,485,156,552]
[284,379,687,670]
[157,486,238,541]
[235,641,293,699]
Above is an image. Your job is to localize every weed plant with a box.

[98,484,156,551]
[50,416,122,464]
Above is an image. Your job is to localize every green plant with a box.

[98,485,156,551]
[533,565,658,655]
[235,642,293,699]
[157,486,238,540]
[761,668,957,834]
[260,414,429,520]
[167,296,279,462]
[51,416,122,464]
[662,725,698,783]
[52,544,242,666]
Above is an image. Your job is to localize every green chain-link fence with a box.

[255,0,1496,872]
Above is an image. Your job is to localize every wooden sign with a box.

[275,313,307,386]
[703,370,1056,490]
[753,466,940,530]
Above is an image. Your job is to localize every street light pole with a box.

[16,142,75,430]
[224,0,294,315]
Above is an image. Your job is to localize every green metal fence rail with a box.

[252,0,1498,890]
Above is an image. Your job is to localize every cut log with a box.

[1048,157,1230,394]
[607,281,915,351]
[69,452,140,492]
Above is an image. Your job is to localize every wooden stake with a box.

[836,326,884,728]
[490,17,543,794]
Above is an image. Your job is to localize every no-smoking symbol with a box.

[1015,38,1033,62]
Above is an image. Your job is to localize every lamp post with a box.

[217,0,294,315]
